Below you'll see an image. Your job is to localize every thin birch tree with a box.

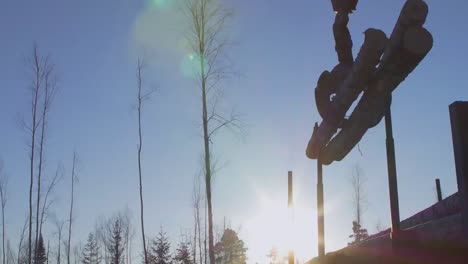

[54,218,66,264]
[191,173,204,264]
[35,55,57,259]
[183,1,240,262]
[0,160,7,264]
[6,240,15,264]
[17,218,28,264]
[135,59,152,264]
[24,45,44,264]
[67,152,79,264]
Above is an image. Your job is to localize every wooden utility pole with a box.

[436,179,443,202]
[449,101,468,239]
[317,160,325,258]
[288,171,293,208]
[385,100,401,238]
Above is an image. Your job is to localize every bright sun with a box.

[244,194,317,263]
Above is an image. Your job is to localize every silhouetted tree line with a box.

[10,211,246,264]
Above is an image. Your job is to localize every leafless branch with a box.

[39,164,64,236]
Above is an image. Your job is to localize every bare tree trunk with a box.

[192,174,203,264]
[123,213,131,264]
[35,65,53,257]
[1,193,5,264]
[46,241,49,264]
[28,45,43,264]
[201,73,215,264]
[184,1,239,262]
[0,161,7,264]
[57,239,61,264]
[192,195,198,263]
[196,187,203,264]
[193,211,197,264]
[6,240,15,264]
[203,201,207,264]
[72,245,80,264]
[55,220,64,264]
[136,59,148,264]
[197,206,202,264]
[35,101,45,260]
[128,233,133,264]
[67,152,78,264]
[18,218,28,264]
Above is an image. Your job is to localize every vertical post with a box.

[288,171,293,208]
[436,179,442,202]
[317,160,325,257]
[385,99,401,238]
[288,171,294,264]
[449,102,468,240]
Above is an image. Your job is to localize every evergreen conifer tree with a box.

[34,234,47,264]
[149,229,171,264]
[82,233,101,264]
[107,219,124,264]
[214,229,247,264]
[348,221,369,245]
[173,242,192,264]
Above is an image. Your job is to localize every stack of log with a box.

[307,0,433,165]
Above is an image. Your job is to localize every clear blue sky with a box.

[0,0,467,263]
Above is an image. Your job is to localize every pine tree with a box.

[107,219,125,264]
[348,221,369,245]
[173,242,192,264]
[214,229,247,264]
[149,229,171,264]
[82,233,101,264]
[34,234,47,264]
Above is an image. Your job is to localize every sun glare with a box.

[245,195,316,263]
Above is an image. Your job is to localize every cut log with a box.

[334,12,354,64]
[321,27,432,164]
[321,83,389,164]
[333,29,387,110]
[308,0,433,163]
[306,29,387,160]
[380,0,429,66]
[378,26,433,93]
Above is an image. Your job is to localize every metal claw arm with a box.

[334,12,354,64]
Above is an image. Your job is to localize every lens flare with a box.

[149,0,174,10]
[180,53,209,79]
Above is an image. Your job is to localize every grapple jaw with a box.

[331,0,358,13]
